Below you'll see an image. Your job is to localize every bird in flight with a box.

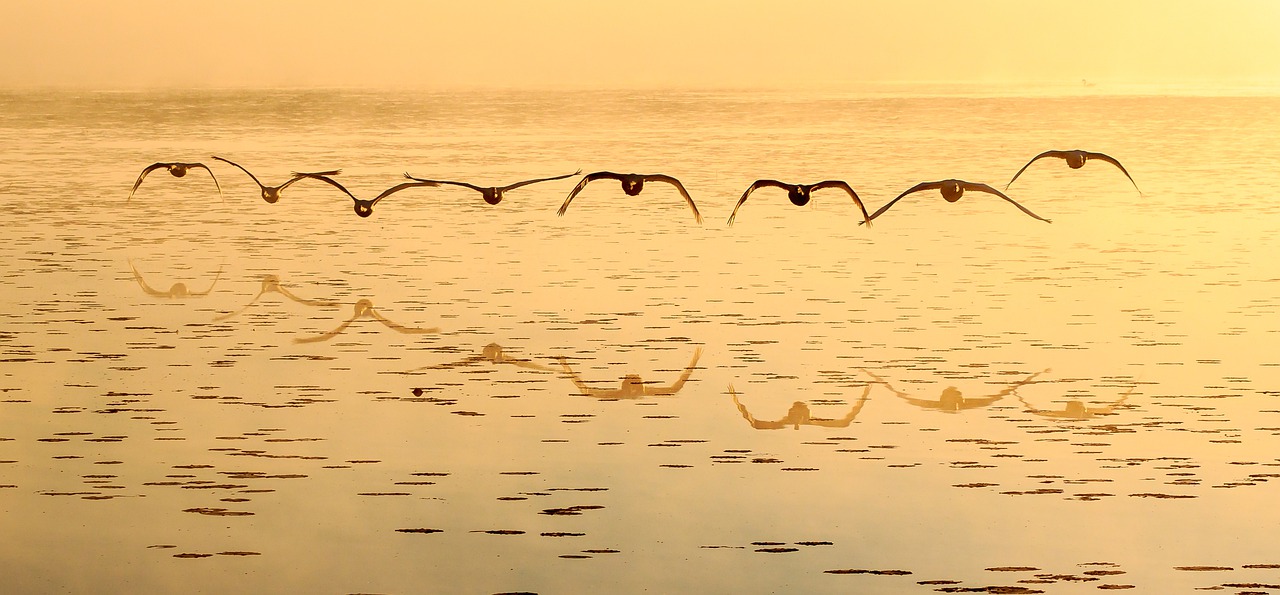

[557,172,702,223]
[864,179,1052,223]
[211,155,340,204]
[290,172,437,218]
[727,179,872,226]
[1005,149,1140,193]
[127,162,222,202]
[403,170,580,205]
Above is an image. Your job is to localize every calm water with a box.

[2,88,1280,593]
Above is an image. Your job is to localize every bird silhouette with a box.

[127,162,222,202]
[1005,149,1140,193]
[403,170,580,205]
[864,179,1051,223]
[557,172,702,223]
[727,179,872,226]
[211,155,339,204]
[290,172,437,218]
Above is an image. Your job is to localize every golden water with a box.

[2,89,1280,593]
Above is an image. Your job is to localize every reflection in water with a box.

[1005,149,1141,193]
[862,368,1047,413]
[127,161,223,202]
[865,179,1051,223]
[294,299,440,344]
[129,259,223,298]
[416,343,558,372]
[726,179,872,226]
[558,347,702,399]
[210,155,340,204]
[557,172,703,223]
[402,171,580,205]
[1015,385,1136,420]
[729,384,870,430]
[213,274,342,322]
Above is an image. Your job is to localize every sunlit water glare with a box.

[2,89,1280,593]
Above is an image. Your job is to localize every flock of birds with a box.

[126,150,1141,225]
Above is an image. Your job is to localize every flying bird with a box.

[211,155,340,204]
[864,179,1052,223]
[291,172,437,218]
[127,162,222,202]
[557,172,702,223]
[727,179,872,226]
[1005,149,1140,193]
[403,170,581,205]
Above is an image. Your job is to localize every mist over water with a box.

[2,89,1280,593]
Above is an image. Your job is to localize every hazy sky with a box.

[3,0,1278,90]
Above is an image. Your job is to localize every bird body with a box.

[558,172,702,223]
[128,162,222,202]
[727,179,872,226]
[865,179,1051,223]
[1005,149,1140,193]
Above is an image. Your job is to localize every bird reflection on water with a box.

[558,347,702,399]
[729,384,870,430]
[861,368,1048,413]
[415,343,558,373]
[1015,385,1136,420]
[128,259,223,299]
[213,274,342,322]
[294,299,440,344]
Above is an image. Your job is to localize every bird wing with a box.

[294,315,355,344]
[864,181,944,224]
[292,172,357,201]
[402,173,483,192]
[186,162,223,200]
[726,179,788,226]
[127,163,169,201]
[811,180,873,227]
[1083,151,1142,194]
[128,260,164,296]
[278,169,342,192]
[1004,150,1070,190]
[644,174,702,223]
[365,306,440,335]
[499,169,582,192]
[369,181,437,205]
[557,171,620,216]
[961,181,1052,223]
[210,155,264,189]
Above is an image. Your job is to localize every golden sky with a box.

[2,0,1278,90]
